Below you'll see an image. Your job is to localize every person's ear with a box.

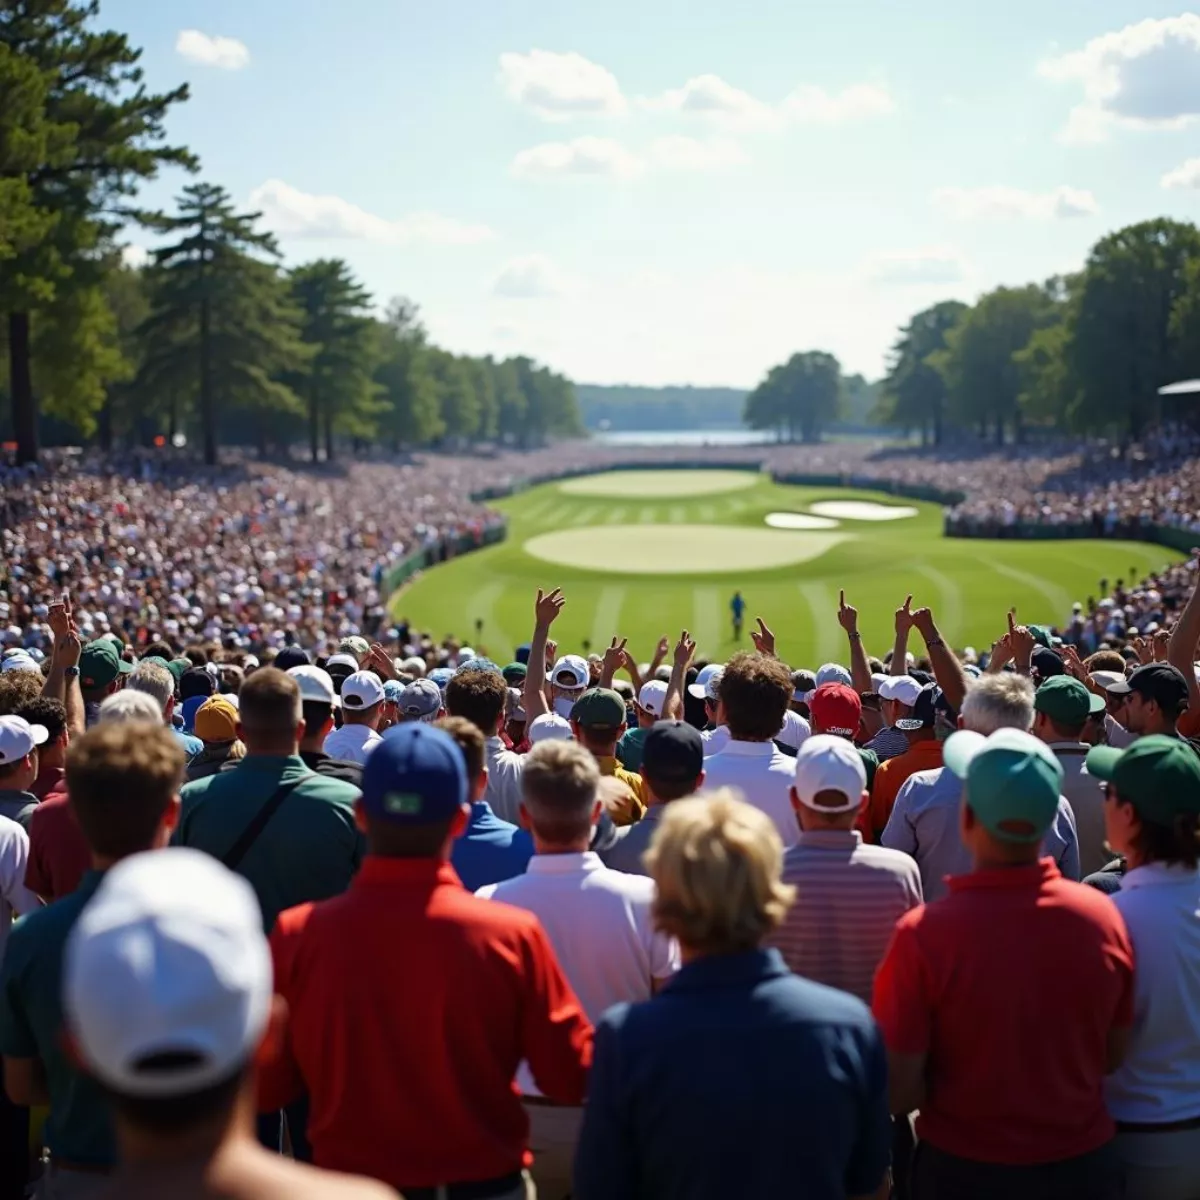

[162,793,181,834]
[236,721,247,743]
[957,714,965,730]
[254,995,289,1070]
[472,769,488,802]
[694,769,705,791]
[856,790,870,815]
[617,723,627,738]
[450,803,470,839]
[591,798,604,824]
[789,786,803,814]
[322,716,335,738]
[353,796,368,833]
[518,802,532,831]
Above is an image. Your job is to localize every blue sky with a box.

[103,0,1200,387]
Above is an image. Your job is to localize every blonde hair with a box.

[522,739,600,843]
[646,790,795,956]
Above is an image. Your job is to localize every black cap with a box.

[1032,647,1066,679]
[895,683,951,730]
[274,646,310,672]
[1108,663,1191,716]
[642,721,704,785]
[179,667,216,701]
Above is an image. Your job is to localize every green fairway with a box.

[392,470,1185,667]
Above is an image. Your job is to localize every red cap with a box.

[810,683,862,738]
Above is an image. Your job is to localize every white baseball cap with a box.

[638,679,669,717]
[325,653,360,673]
[288,665,340,708]
[816,663,853,688]
[688,663,724,702]
[528,713,574,744]
[0,653,38,675]
[63,848,272,1098]
[1090,670,1127,692]
[878,676,922,707]
[776,709,812,752]
[547,655,589,690]
[341,671,385,710]
[0,715,48,765]
[792,735,867,812]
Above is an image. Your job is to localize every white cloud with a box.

[864,247,968,285]
[498,50,627,120]
[175,29,250,70]
[782,83,896,124]
[1162,157,1200,189]
[1039,15,1200,143]
[120,244,151,269]
[493,254,576,299]
[510,136,644,179]
[931,184,1099,220]
[648,136,749,171]
[645,74,782,131]
[248,179,494,245]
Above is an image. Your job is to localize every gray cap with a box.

[399,678,443,723]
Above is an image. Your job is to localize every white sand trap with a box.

[765,512,840,530]
[559,470,758,499]
[524,524,849,575]
[809,500,918,522]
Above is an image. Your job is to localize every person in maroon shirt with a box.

[16,697,68,800]
[873,727,1134,1200]
[261,722,592,1199]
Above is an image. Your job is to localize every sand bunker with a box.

[559,470,758,499]
[764,512,840,530]
[524,524,848,575]
[808,500,918,522]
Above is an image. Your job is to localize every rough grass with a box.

[392,472,1185,668]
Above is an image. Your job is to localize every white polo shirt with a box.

[479,851,678,1096]
[0,815,40,964]
[1106,862,1200,1123]
[700,739,799,848]
[701,724,730,757]
[483,736,525,826]
[321,722,382,766]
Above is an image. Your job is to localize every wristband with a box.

[64,666,81,679]
[847,633,862,643]
[926,637,945,649]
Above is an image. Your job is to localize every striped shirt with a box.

[865,725,909,763]
[769,829,923,1005]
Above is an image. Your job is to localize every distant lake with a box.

[592,429,772,447]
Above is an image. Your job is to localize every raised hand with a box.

[602,636,628,677]
[655,636,670,660]
[368,643,398,680]
[895,595,915,634]
[673,629,697,667]
[837,589,859,635]
[1061,644,1087,682]
[1008,609,1036,664]
[751,617,776,657]
[534,587,565,629]
[544,639,558,667]
[1153,628,1171,662]
[48,594,71,641]
[911,607,938,641]
[1130,635,1152,666]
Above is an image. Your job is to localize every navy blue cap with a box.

[895,683,951,730]
[273,646,310,672]
[360,723,468,825]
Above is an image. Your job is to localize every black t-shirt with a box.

[300,750,363,789]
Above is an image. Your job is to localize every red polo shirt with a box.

[873,858,1134,1165]
[25,791,92,901]
[262,856,593,1190]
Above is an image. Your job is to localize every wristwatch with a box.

[64,666,81,679]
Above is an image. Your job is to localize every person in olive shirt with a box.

[570,688,647,824]
[174,668,363,934]
[0,719,185,1196]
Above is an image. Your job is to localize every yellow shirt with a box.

[595,756,648,825]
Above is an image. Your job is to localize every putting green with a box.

[524,524,850,575]
[559,469,758,498]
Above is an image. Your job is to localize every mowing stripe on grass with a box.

[668,505,687,524]
[638,507,658,524]
[590,586,628,653]
[797,581,841,666]
[570,505,603,526]
[692,587,722,661]
[471,582,515,658]
[697,503,717,521]
[912,563,965,643]
[988,561,1073,626]
[520,498,556,524]
[607,507,629,525]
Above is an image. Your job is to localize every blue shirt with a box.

[173,726,203,763]
[452,802,533,892]
[731,594,746,618]
[573,948,890,1200]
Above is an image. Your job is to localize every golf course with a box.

[392,469,1185,667]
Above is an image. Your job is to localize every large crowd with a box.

[1,432,1200,1200]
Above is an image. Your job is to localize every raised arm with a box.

[750,617,776,658]
[838,591,872,695]
[1168,551,1200,714]
[1007,610,1036,678]
[599,637,627,690]
[912,607,968,713]
[522,588,565,722]
[662,630,695,722]
[42,596,84,738]
[891,596,914,676]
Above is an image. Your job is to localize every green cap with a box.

[340,636,370,663]
[502,662,528,686]
[944,728,1064,844]
[1028,625,1054,649]
[1035,677,1105,727]
[570,687,627,730]
[167,658,190,684]
[141,655,170,672]
[1086,736,1200,828]
[79,639,122,689]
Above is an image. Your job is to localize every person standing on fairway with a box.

[731,591,746,641]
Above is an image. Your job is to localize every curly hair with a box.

[717,652,792,741]
[445,669,506,736]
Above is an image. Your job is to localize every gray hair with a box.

[97,690,165,725]
[961,673,1035,736]
[126,662,175,715]
[521,740,600,843]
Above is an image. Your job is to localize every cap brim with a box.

[1084,745,1121,782]
[29,724,49,748]
[942,730,987,780]
[1087,693,1107,716]
[687,684,707,699]
[1105,680,1133,695]
[118,660,133,675]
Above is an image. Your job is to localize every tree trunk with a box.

[309,387,320,463]
[933,403,943,447]
[168,395,178,444]
[8,312,38,465]
[200,297,216,465]
[323,410,334,461]
[994,415,1004,446]
[98,395,113,453]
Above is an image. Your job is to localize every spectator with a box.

[397,678,443,725]
[1088,736,1200,1198]
[173,668,362,933]
[321,671,384,766]
[16,698,68,800]
[809,683,879,793]
[62,849,394,1200]
[0,721,184,1192]
[96,691,163,725]
[479,740,677,1200]
[446,666,524,825]
[702,653,800,848]
[262,723,592,1197]
[616,680,669,772]
[686,664,730,757]
[186,696,246,782]
[569,689,646,825]
[127,661,202,763]
[874,727,1133,1200]
[603,721,705,876]
[882,674,1081,901]
[78,640,129,727]
[575,792,891,1200]
[0,716,45,832]
[289,666,363,788]
[438,716,532,892]
[869,675,922,762]
[1108,664,1192,741]
[178,666,217,733]
[770,735,922,1005]
[1032,677,1110,876]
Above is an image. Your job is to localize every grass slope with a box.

[392,472,1184,667]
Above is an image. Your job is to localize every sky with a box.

[101,0,1200,388]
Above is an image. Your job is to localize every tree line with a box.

[0,1,581,465]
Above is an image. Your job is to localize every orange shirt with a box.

[1179,706,1200,739]
[859,737,944,843]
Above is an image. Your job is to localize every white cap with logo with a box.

[688,664,724,702]
[288,665,340,708]
[547,655,589,690]
[0,715,48,765]
[341,671,385,710]
[878,676,922,707]
[63,848,271,1098]
[638,680,669,717]
[792,734,867,813]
